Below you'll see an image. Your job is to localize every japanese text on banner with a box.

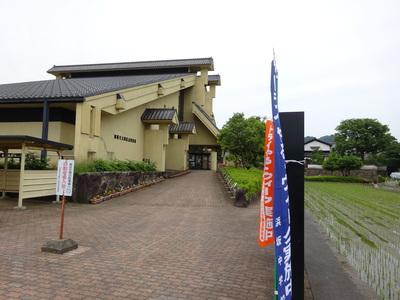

[258,120,275,247]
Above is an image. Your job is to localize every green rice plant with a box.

[305,182,400,299]
[305,175,370,183]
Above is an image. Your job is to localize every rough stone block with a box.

[41,238,78,254]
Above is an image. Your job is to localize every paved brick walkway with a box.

[0,170,277,300]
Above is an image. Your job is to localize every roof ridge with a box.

[50,57,213,69]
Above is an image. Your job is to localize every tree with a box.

[319,134,335,143]
[322,152,340,174]
[322,152,363,176]
[375,142,400,174]
[337,155,363,176]
[334,118,396,162]
[309,149,325,165]
[217,113,265,168]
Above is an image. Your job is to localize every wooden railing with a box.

[1,169,58,200]
[218,166,237,198]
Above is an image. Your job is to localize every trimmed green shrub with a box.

[73,158,157,173]
[305,175,370,183]
[223,166,262,197]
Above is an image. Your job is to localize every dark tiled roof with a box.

[0,135,73,151]
[48,58,214,74]
[304,138,332,147]
[0,73,189,102]
[208,74,221,85]
[169,122,196,133]
[193,103,219,131]
[141,108,177,121]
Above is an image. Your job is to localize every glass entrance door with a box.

[189,154,210,170]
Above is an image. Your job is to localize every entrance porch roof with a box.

[0,135,73,152]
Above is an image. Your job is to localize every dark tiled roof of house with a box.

[141,108,177,121]
[169,122,196,133]
[48,57,214,74]
[304,138,332,146]
[0,73,190,102]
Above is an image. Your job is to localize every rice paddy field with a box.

[305,182,400,299]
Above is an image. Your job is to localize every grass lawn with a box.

[305,182,400,299]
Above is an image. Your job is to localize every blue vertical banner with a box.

[270,59,292,300]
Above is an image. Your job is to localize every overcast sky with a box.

[1,0,399,140]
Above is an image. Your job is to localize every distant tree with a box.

[337,155,363,176]
[319,134,335,144]
[334,118,396,162]
[322,153,363,176]
[218,113,265,168]
[309,149,325,165]
[304,136,315,143]
[374,142,400,174]
[322,152,340,174]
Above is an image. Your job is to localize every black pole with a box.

[280,112,305,300]
[41,100,50,159]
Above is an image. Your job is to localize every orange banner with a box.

[258,120,275,247]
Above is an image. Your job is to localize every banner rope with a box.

[285,159,305,165]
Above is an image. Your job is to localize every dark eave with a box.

[304,138,332,147]
[169,122,196,134]
[141,108,178,122]
[0,135,73,151]
[208,74,221,85]
[48,57,214,77]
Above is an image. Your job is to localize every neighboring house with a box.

[304,138,332,157]
[0,57,221,171]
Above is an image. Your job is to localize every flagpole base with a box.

[41,238,78,254]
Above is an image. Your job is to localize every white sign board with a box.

[56,160,75,196]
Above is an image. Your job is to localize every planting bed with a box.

[305,182,399,299]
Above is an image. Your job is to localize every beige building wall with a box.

[210,151,217,171]
[189,118,218,146]
[72,85,182,166]
[0,122,42,137]
[166,135,190,170]
[143,124,170,172]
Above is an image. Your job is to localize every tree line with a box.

[218,114,400,175]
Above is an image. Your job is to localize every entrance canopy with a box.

[0,135,73,209]
[0,135,73,152]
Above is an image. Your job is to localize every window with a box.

[89,106,95,138]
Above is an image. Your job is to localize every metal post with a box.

[41,100,49,160]
[280,112,305,300]
[59,195,66,239]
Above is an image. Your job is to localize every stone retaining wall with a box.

[306,165,387,181]
[71,171,164,203]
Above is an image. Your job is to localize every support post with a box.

[59,195,66,239]
[14,143,27,210]
[1,150,8,198]
[280,112,305,300]
[41,100,49,160]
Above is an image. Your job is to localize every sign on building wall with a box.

[56,160,74,196]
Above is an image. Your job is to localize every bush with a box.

[92,159,112,172]
[223,166,262,197]
[0,152,52,170]
[305,175,370,183]
[377,175,386,183]
[74,159,157,173]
